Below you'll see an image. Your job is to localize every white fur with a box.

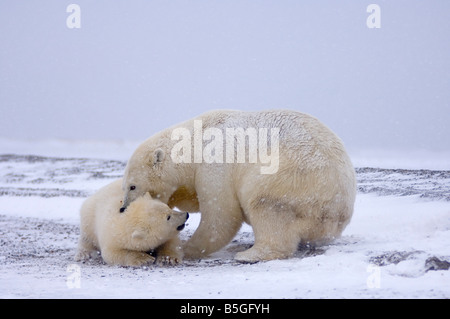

[121,110,356,262]
[74,179,188,266]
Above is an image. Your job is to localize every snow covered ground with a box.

[0,139,449,299]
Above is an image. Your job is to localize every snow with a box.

[0,139,449,299]
[350,148,450,171]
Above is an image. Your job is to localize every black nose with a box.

[119,207,126,213]
[177,224,185,231]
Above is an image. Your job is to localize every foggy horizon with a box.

[1,1,449,153]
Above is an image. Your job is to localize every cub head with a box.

[118,192,189,252]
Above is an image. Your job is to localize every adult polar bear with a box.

[121,110,356,262]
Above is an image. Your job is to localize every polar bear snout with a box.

[176,212,189,231]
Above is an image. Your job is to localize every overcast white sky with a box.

[0,1,449,152]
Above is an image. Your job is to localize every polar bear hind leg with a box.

[235,195,351,263]
[74,236,98,261]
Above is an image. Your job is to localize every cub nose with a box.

[176,213,189,231]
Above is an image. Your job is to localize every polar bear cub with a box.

[74,179,189,266]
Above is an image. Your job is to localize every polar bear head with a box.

[121,143,177,212]
[116,192,189,252]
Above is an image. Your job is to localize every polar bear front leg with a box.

[183,200,243,259]
[235,209,300,263]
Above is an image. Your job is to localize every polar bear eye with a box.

[167,215,171,221]
[130,185,136,191]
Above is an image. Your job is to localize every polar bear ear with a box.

[152,148,165,166]
[131,230,143,239]
[131,230,145,240]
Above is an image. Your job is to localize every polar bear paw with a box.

[156,255,183,266]
[74,248,99,262]
[125,252,156,266]
[235,246,292,263]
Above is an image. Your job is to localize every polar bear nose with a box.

[176,213,189,231]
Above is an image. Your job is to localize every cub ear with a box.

[143,192,153,200]
[131,230,145,240]
[152,148,165,166]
